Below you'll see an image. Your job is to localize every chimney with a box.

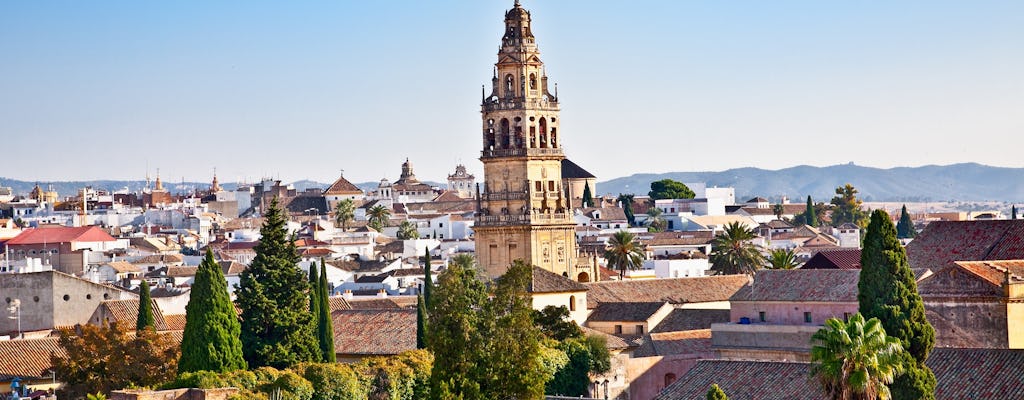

[377,289,388,298]
[343,290,353,300]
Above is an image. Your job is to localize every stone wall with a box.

[0,271,131,333]
[110,388,238,400]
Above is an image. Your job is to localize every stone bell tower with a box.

[474,0,578,279]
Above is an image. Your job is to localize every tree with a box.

[533,305,583,341]
[427,254,488,399]
[617,193,636,226]
[859,210,937,400]
[706,384,729,400]
[86,393,107,400]
[766,248,798,270]
[810,313,904,400]
[179,248,247,373]
[236,198,319,369]
[645,207,667,232]
[316,259,336,363]
[1013,205,1018,220]
[795,196,818,227]
[481,260,547,399]
[367,204,391,232]
[416,294,427,349]
[648,179,695,200]
[423,246,433,305]
[309,261,321,338]
[581,182,594,208]
[709,222,765,275]
[136,280,155,331]
[333,199,356,230]
[772,203,785,221]
[397,220,420,240]
[53,323,179,398]
[830,184,868,227]
[896,205,916,239]
[604,230,646,278]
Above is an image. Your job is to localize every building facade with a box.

[474,1,579,279]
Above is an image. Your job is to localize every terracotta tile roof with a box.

[218,261,247,276]
[952,260,1024,286]
[165,266,198,278]
[633,329,712,357]
[580,326,632,350]
[163,314,187,331]
[96,299,168,331]
[730,269,859,303]
[579,207,627,221]
[431,191,465,202]
[584,275,749,309]
[529,267,589,293]
[134,254,184,264]
[651,309,731,333]
[801,248,862,270]
[104,261,141,273]
[327,296,353,312]
[324,174,363,195]
[654,360,820,400]
[907,220,1024,270]
[6,226,115,245]
[347,298,403,310]
[331,309,417,356]
[928,348,1024,399]
[223,241,258,251]
[641,231,715,247]
[389,268,426,277]
[0,337,64,379]
[587,302,668,323]
[561,159,595,179]
[301,248,333,257]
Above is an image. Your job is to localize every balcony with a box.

[474,212,572,227]
[480,191,529,202]
[482,97,559,112]
[481,147,564,159]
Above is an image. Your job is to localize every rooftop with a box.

[584,275,749,309]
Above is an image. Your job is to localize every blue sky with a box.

[1,1,1021,185]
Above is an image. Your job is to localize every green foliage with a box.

[136,279,155,331]
[766,248,798,270]
[582,182,594,208]
[772,203,785,220]
[309,261,320,335]
[584,335,611,374]
[648,179,695,200]
[271,371,315,400]
[617,193,636,226]
[858,210,936,400]
[300,363,366,400]
[355,350,433,400]
[397,220,420,240]
[423,246,433,305]
[367,205,391,232]
[481,261,547,399]
[533,305,583,341]
[811,313,903,400]
[710,222,764,275]
[830,184,868,227]
[87,393,107,400]
[334,199,356,230]
[545,335,611,397]
[797,196,818,227]
[179,248,247,373]
[237,198,319,369]
[53,323,179,398]
[896,205,916,239]
[706,384,729,400]
[317,259,336,363]
[645,207,667,232]
[604,230,646,278]
[426,254,488,399]
[416,295,427,349]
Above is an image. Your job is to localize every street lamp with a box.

[6,299,21,339]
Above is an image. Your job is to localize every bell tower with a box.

[475,0,578,279]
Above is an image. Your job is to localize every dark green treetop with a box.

[178,248,246,373]
[136,280,155,331]
[648,179,695,200]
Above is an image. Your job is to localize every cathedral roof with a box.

[561,159,595,179]
[324,174,363,195]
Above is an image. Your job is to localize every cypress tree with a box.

[859,210,936,400]
[896,204,916,239]
[236,198,319,369]
[416,294,427,349]
[423,246,433,305]
[804,195,817,227]
[317,259,335,362]
[178,248,247,373]
[309,260,320,333]
[136,279,155,331]
[581,182,594,208]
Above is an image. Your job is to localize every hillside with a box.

[597,163,1024,203]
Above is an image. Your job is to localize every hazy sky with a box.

[2,1,1021,185]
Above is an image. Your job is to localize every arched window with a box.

[500,119,510,149]
[577,272,591,283]
[550,127,558,148]
[505,74,515,97]
[529,73,537,90]
[486,128,496,149]
[569,295,576,311]
[529,126,536,148]
[539,117,548,148]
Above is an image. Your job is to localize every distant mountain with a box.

[597,163,1024,203]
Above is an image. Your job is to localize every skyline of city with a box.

[2,0,1021,183]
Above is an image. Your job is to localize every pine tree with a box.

[706,384,729,400]
[236,198,319,369]
[178,248,246,373]
[859,210,936,400]
[896,204,916,239]
[136,280,155,331]
[581,182,594,208]
[416,294,427,349]
[316,259,335,363]
[804,195,817,227]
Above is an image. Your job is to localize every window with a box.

[535,181,542,192]
[636,325,644,335]
[804,312,812,323]
[569,295,576,311]
[548,181,555,191]
[758,311,766,322]
[614,325,622,334]
[843,312,851,322]
[529,73,537,90]
[665,373,677,387]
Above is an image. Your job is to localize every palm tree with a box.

[333,199,355,230]
[646,207,667,232]
[604,230,646,278]
[367,204,391,231]
[811,313,904,400]
[766,248,798,269]
[397,220,420,240]
[772,203,785,220]
[709,221,764,275]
